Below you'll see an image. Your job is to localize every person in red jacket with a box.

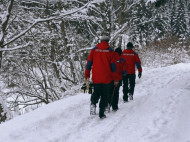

[110,47,125,111]
[85,36,119,118]
[121,42,142,102]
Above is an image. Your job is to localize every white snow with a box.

[0,63,190,142]
[146,0,157,3]
[146,0,157,5]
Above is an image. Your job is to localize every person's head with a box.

[127,42,134,49]
[100,36,110,43]
[115,47,122,56]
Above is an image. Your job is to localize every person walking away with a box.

[121,42,142,102]
[111,47,125,111]
[85,36,119,119]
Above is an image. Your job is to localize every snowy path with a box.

[0,63,190,142]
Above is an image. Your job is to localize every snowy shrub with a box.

[139,36,190,68]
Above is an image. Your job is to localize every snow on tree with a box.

[171,0,189,38]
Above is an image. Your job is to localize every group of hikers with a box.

[84,36,142,119]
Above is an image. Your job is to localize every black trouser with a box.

[122,74,136,101]
[90,81,113,110]
[111,80,122,110]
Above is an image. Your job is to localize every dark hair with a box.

[115,48,122,55]
[127,42,134,49]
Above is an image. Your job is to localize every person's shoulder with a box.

[108,47,114,51]
[134,51,139,55]
[92,46,98,50]
[121,50,125,54]
[128,49,137,54]
[122,49,130,54]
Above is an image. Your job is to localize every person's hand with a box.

[138,72,142,79]
[114,81,119,86]
[85,78,89,84]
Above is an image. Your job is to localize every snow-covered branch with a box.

[0,0,14,45]
[2,1,91,48]
[0,42,32,51]
[110,17,154,42]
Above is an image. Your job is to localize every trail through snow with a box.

[0,63,190,142]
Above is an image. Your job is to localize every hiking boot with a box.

[128,93,133,100]
[90,104,96,115]
[112,106,118,112]
[99,109,106,119]
[112,108,118,112]
[105,104,111,113]
[123,95,128,102]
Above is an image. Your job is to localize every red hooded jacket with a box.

[121,49,142,74]
[114,52,126,80]
[85,41,119,84]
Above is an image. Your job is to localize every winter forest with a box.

[0,0,190,123]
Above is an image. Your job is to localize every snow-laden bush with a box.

[138,36,190,68]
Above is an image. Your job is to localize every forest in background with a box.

[0,0,190,123]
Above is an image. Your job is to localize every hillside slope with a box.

[0,63,190,142]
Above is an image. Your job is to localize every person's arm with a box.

[111,52,120,86]
[135,53,142,78]
[85,50,94,80]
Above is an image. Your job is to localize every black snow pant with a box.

[90,81,113,110]
[122,74,136,101]
[111,80,122,110]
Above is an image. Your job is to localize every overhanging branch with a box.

[2,1,91,48]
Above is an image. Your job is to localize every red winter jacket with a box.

[114,52,126,81]
[121,49,142,74]
[85,41,119,84]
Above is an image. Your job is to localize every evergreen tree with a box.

[155,0,167,7]
[151,1,168,41]
[171,0,189,38]
[129,0,152,45]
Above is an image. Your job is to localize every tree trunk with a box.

[118,0,125,48]
[0,0,14,68]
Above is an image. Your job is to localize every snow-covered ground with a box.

[0,63,190,142]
